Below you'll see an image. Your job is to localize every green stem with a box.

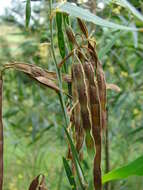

[49,0,69,127]
[48,2,87,189]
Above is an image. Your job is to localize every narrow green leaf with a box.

[128,126,143,136]
[53,2,139,31]
[63,13,70,26]
[63,157,77,190]
[102,156,143,184]
[64,127,87,190]
[25,0,31,28]
[56,12,66,59]
[98,31,122,59]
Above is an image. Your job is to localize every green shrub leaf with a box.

[56,12,66,59]
[102,156,143,184]
[53,2,139,31]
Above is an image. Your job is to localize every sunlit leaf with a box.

[53,2,139,31]
[25,0,31,28]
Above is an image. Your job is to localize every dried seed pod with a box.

[72,63,94,152]
[72,71,84,155]
[83,62,102,190]
[77,18,88,38]
[29,174,48,190]
[87,41,98,68]
[4,63,71,97]
[96,61,107,130]
[86,40,107,130]
[0,76,3,190]
[66,26,78,47]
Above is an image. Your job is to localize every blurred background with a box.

[0,0,143,189]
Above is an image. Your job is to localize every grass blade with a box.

[64,127,87,190]
[63,157,77,190]
[102,156,143,184]
[56,12,66,59]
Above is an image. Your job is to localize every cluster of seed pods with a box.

[60,18,107,190]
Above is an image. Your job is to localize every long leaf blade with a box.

[63,157,77,190]
[53,2,139,31]
[64,127,87,190]
[102,156,143,184]
[25,0,31,28]
[56,12,66,59]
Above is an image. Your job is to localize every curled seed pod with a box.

[0,76,3,190]
[83,62,102,190]
[72,63,94,152]
[96,61,107,130]
[29,174,48,190]
[87,41,98,68]
[77,18,88,38]
[66,26,78,47]
[86,40,107,130]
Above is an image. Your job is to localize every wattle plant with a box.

[0,0,143,190]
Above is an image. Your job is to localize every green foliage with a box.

[63,157,77,190]
[53,2,140,31]
[56,13,66,59]
[103,156,143,183]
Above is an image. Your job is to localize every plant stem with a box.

[48,2,86,189]
[48,0,69,127]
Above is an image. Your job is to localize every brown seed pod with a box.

[83,62,102,190]
[86,40,107,130]
[96,61,107,130]
[4,63,71,98]
[29,174,48,190]
[77,18,88,38]
[87,41,98,68]
[72,70,84,155]
[72,63,94,152]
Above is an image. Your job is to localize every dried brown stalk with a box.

[0,75,3,190]
[4,63,71,98]
[29,174,48,190]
